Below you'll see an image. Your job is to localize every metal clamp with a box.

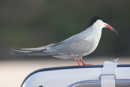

[99,74,116,80]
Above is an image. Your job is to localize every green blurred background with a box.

[0,0,130,60]
[1,1,130,87]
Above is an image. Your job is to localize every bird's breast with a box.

[82,34,101,56]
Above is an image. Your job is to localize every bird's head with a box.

[89,15,118,34]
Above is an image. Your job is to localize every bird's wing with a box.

[12,46,47,53]
[50,34,94,56]
[12,42,62,53]
[11,41,65,56]
[12,33,94,56]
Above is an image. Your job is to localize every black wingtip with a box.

[11,52,28,56]
[11,53,20,56]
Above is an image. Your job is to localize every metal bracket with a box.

[99,74,116,80]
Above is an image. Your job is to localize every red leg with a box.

[80,58,91,65]
[76,59,80,65]
[79,58,86,65]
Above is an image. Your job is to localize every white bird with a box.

[12,15,118,65]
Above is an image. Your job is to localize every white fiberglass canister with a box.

[21,61,130,87]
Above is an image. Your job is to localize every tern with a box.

[12,15,118,65]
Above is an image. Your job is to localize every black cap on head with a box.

[89,15,107,27]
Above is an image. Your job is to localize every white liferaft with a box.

[21,60,130,87]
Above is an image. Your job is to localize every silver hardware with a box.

[99,74,116,80]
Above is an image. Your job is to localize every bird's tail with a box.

[11,46,53,56]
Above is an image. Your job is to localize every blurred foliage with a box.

[0,0,130,59]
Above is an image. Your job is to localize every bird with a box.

[12,15,118,65]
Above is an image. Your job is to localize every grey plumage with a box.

[12,27,96,59]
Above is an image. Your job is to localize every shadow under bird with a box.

[12,15,118,65]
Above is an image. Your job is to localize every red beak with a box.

[105,25,118,34]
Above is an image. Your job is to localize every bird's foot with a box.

[82,64,92,65]
[76,58,92,66]
[79,58,91,65]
